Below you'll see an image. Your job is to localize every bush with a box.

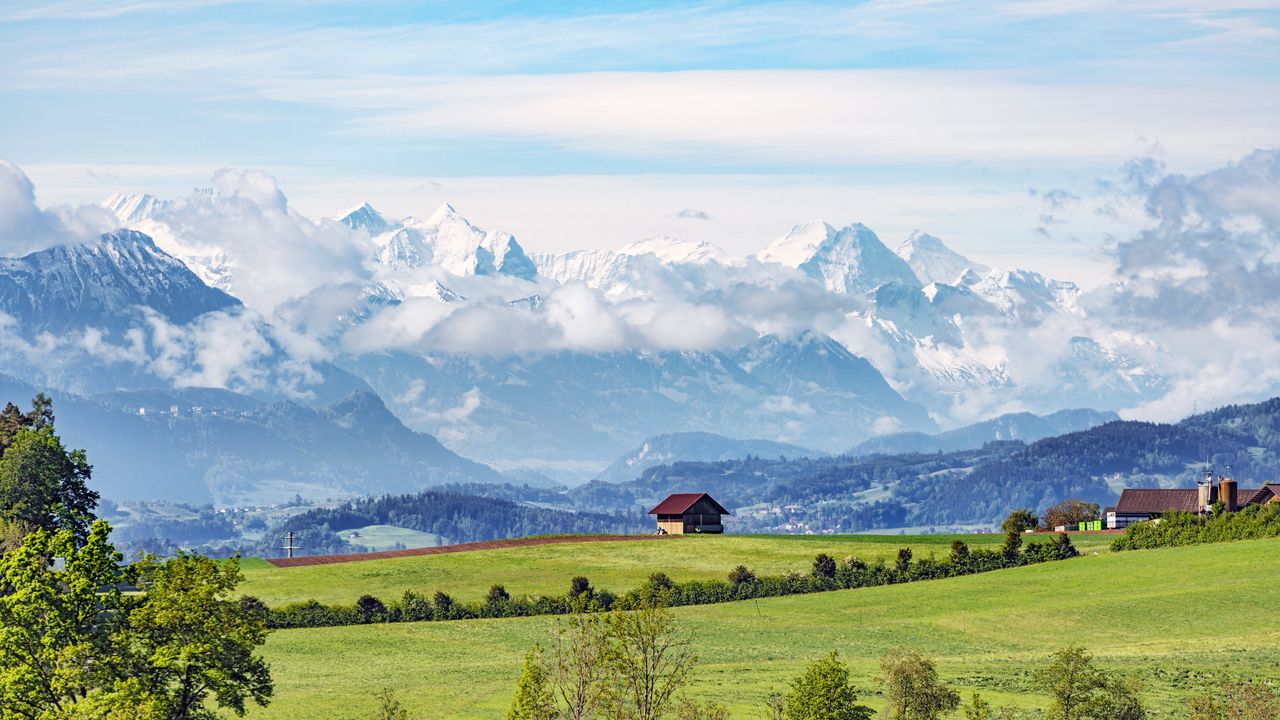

[1112,503,1280,551]
[812,553,836,579]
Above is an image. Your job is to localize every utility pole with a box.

[283,530,297,560]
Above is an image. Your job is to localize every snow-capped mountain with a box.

[337,202,538,280]
[0,230,239,334]
[756,221,921,295]
[74,176,1167,482]
[896,230,990,285]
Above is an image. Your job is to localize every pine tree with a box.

[508,646,555,720]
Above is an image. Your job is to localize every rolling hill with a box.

[239,536,1280,719]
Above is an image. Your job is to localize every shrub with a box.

[728,564,756,586]
[812,553,836,579]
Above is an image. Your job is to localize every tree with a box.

[602,602,697,720]
[728,564,756,586]
[569,575,592,598]
[508,646,555,720]
[948,540,970,568]
[962,692,991,720]
[374,687,411,720]
[894,548,913,576]
[489,584,512,605]
[1001,531,1022,564]
[0,424,98,544]
[1041,500,1100,530]
[551,613,607,720]
[122,551,274,719]
[1001,509,1038,534]
[0,521,123,717]
[1187,682,1280,720]
[357,594,387,622]
[813,553,837,579]
[784,652,873,720]
[765,691,787,720]
[1035,646,1145,720]
[878,650,960,720]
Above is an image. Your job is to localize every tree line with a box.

[263,531,1079,630]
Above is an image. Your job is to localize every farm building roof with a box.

[1115,484,1280,514]
[1114,489,1199,514]
[648,492,730,516]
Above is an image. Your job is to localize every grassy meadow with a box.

[239,536,1280,720]
[238,532,1115,606]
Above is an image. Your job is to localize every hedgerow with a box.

[1110,502,1280,551]
[259,532,1078,629]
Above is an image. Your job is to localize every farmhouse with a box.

[648,493,730,534]
[1108,474,1280,529]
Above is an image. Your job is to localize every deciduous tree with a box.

[122,551,274,719]
[784,652,873,720]
[602,602,697,720]
[878,650,959,720]
[1041,499,1100,530]
[1001,509,1038,534]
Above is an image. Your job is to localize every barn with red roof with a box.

[648,493,730,535]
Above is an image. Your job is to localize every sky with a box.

[2,0,1278,286]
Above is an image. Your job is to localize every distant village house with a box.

[1108,473,1280,529]
[648,493,730,534]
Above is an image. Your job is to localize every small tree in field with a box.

[602,602,697,720]
[813,553,837,579]
[784,652,873,720]
[374,687,411,720]
[552,614,608,720]
[507,647,555,720]
[878,650,959,720]
[1035,646,1146,720]
[1001,509,1038,534]
[728,564,756,586]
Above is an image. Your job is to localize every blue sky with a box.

[2,0,1277,281]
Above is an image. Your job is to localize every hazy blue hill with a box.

[849,408,1119,456]
[0,376,503,505]
[596,431,822,484]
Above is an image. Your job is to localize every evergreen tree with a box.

[507,646,555,720]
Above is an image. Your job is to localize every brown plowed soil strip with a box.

[265,534,679,568]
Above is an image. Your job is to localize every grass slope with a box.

[243,538,1280,720]
[239,533,1114,606]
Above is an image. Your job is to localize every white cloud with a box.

[287,71,1279,168]
[0,160,112,256]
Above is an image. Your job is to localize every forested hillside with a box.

[254,489,648,557]
[582,397,1280,532]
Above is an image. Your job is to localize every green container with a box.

[1078,521,1086,531]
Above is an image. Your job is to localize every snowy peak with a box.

[620,236,729,266]
[756,221,920,295]
[896,231,990,285]
[379,203,537,281]
[101,193,169,225]
[0,230,240,334]
[337,202,397,236]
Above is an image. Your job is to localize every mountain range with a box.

[0,168,1213,499]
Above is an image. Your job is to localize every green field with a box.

[238,536,1280,720]
[337,524,444,551]
[239,532,1115,606]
